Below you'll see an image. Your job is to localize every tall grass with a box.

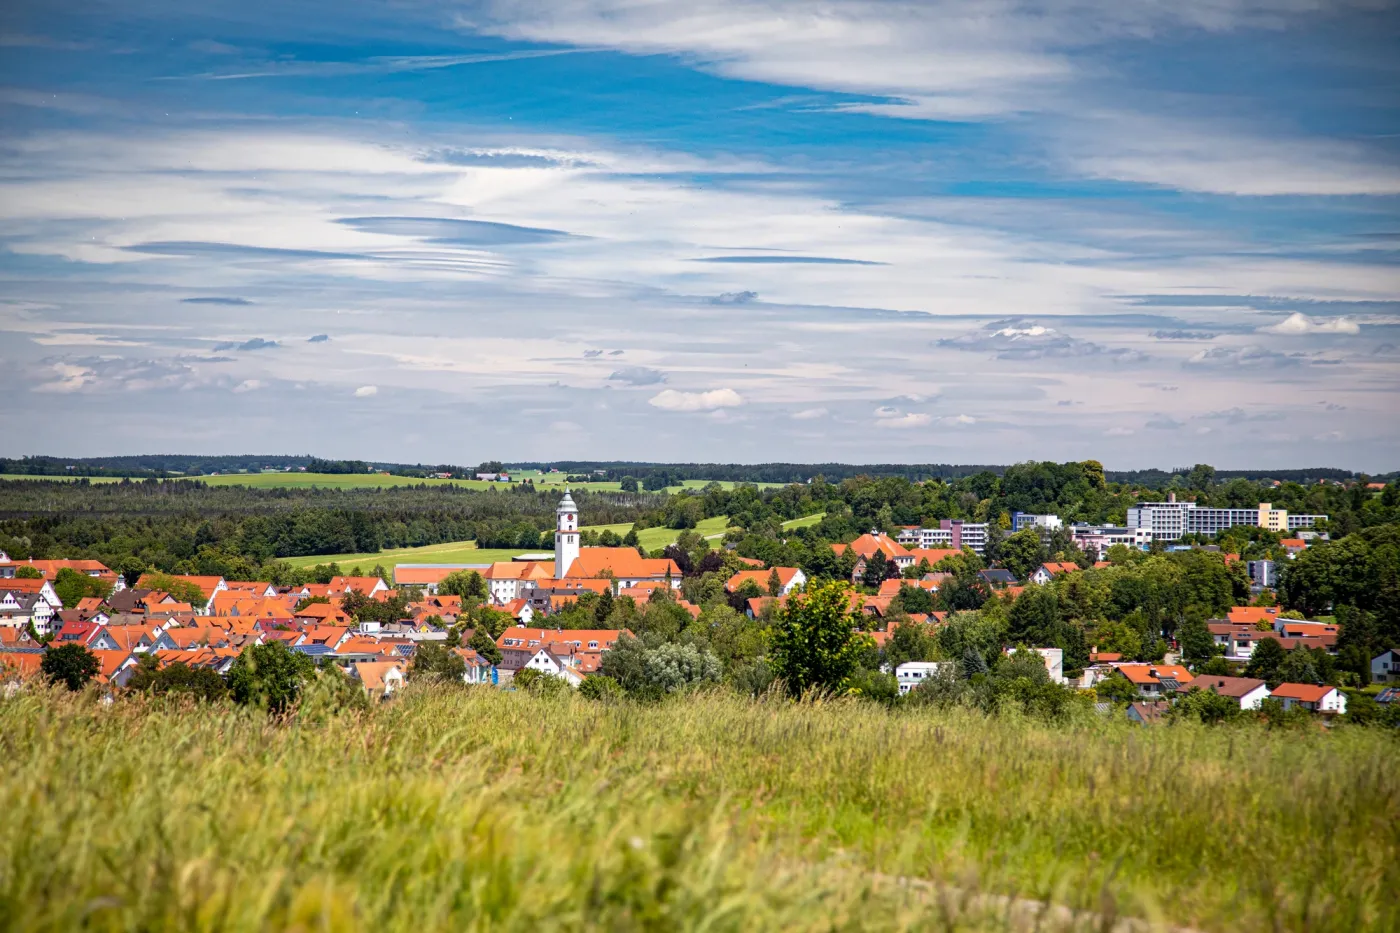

[0,686,1394,932]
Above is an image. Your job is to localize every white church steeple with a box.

[554,489,580,579]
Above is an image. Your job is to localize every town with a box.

[3,461,1395,728]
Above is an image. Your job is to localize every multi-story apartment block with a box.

[896,519,990,555]
[1011,512,1063,534]
[1125,494,1326,542]
[1068,524,1153,559]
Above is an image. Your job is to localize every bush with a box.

[579,675,625,702]
[513,668,569,695]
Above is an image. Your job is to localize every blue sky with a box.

[1,1,1397,469]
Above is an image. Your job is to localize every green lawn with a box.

[279,541,533,573]
[582,514,735,551]
[781,512,825,529]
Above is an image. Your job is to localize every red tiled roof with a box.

[725,568,801,593]
[1271,682,1333,703]
[1116,664,1194,686]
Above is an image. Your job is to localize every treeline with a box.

[0,480,658,577]
[511,460,1390,487]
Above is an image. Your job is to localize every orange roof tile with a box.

[1271,682,1334,703]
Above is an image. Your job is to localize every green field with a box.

[5,687,1394,932]
[781,512,825,529]
[0,473,124,483]
[2,469,788,494]
[280,542,531,573]
[582,514,735,551]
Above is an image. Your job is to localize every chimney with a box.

[1149,667,1159,679]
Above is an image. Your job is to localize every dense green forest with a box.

[0,480,656,581]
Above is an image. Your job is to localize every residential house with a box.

[1175,675,1270,710]
[1113,664,1195,698]
[135,574,226,613]
[835,532,916,580]
[1126,701,1167,725]
[451,648,496,685]
[328,576,389,598]
[1271,682,1347,715]
[353,661,405,699]
[0,577,63,610]
[1004,646,1066,684]
[392,564,487,593]
[53,620,120,651]
[0,591,56,634]
[894,660,955,695]
[724,567,806,597]
[1029,562,1081,585]
[520,647,586,687]
[1371,649,1400,684]
[977,568,1018,588]
[9,559,122,590]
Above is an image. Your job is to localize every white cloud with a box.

[353,385,378,397]
[1105,426,1135,436]
[648,387,744,411]
[791,407,828,420]
[947,414,977,425]
[875,412,933,429]
[1258,312,1361,335]
[232,379,263,393]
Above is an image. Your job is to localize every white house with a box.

[1174,675,1270,710]
[1004,646,1066,684]
[1271,683,1347,714]
[894,660,955,695]
[1372,649,1400,684]
[521,647,585,687]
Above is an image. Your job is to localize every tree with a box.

[767,568,784,597]
[961,645,990,677]
[126,655,227,701]
[411,643,467,683]
[861,552,891,588]
[1178,613,1218,666]
[1170,687,1239,724]
[894,583,935,616]
[13,566,42,579]
[1276,646,1322,686]
[998,528,1046,582]
[438,570,487,600]
[770,581,870,696]
[53,567,113,609]
[620,476,639,493]
[1244,636,1286,687]
[142,573,208,608]
[227,641,315,713]
[1186,464,1217,491]
[41,643,100,691]
[643,642,722,693]
[468,629,503,665]
[884,618,936,670]
[1094,673,1139,706]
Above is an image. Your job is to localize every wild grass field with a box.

[2,687,1394,932]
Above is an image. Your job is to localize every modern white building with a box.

[1126,494,1326,542]
[1068,524,1152,559]
[1012,512,1063,533]
[894,660,956,695]
[1004,646,1066,684]
[896,520,990,555]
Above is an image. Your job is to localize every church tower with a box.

[554,490,580,579]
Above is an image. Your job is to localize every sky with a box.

[1,1,1398,471]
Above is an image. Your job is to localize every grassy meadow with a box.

[1,687,1395,933]
[283,516,737,573]
[279,542,532,572]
